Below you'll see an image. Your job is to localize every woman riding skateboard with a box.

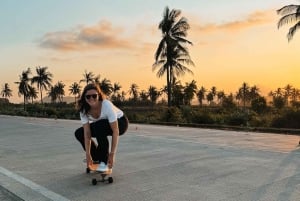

[74,83,129,172]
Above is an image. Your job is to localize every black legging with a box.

[74,115,128,163]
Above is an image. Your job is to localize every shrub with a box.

[271,109,300,129]
[251,96,267,114]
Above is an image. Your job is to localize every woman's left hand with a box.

[108,152,115,169]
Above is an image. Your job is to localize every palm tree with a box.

[54,81,65,103]
[69,82,81,103]
[48,86,58,103]
[28,85,38,103]
[277,4,300,41]
[80,70,95,85]
[1,83,13,99]
[237,82,250,110]
[183,80,197,105]
[283,84,293,106]
[15,68,31,110]
[148,85,161,105]
[99,78,113,96]
[153,6,194,107]
[128,83,139,101]
[217,90,225,105]
[31,66,53,103]
[197,86,206,107]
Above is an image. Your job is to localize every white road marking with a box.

[0,166,70,201]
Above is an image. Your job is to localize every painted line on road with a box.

[0,166,70,201]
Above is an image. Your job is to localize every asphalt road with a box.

[0,115,300,201]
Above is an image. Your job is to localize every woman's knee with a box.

[74,127,84,140]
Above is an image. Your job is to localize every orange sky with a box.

[1,1,299,103]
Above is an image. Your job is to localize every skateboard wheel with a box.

[108,177,113,183]
[92,178,97,185]
[86,168,90,174]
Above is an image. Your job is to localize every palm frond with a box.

[287,21,300,41]
[277,5,300,16]
[277,13,300,29]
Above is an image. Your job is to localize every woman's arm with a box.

[108,121,119,168]
[83,123,93,168]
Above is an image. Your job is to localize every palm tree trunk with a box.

[40,87,43,103]
[167,67,171,107]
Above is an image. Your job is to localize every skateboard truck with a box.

[86,167,113,185]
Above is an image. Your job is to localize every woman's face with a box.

[85,89,99,107]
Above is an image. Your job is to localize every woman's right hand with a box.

[86,154,93,168]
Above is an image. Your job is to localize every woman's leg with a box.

[89,116,129,164]
[74,127,100,161]
[90,120,112,164]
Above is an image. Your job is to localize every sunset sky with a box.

[1,0,300,103]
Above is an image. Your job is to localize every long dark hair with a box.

[77,83,106,114]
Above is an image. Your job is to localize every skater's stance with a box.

[74,83,128,171]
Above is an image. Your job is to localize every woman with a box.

[74,83,128,172]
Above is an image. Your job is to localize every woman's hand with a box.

[86,154,93,168]
[108,152,115,169]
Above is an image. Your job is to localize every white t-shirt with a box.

[80,99,124,125]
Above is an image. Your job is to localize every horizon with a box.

[1,0,300,103]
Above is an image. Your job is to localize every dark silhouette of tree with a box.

[69,82,81,103]
[128,83,139,101]
[183,80,197,105]
[277,4,300,41]
[28,85,38,103]
[80,70,95,85]
[153,6,194,107]
[197,86,206,107]
[15,68,31,110]
[1,83,13,99]
[31,66,53,103]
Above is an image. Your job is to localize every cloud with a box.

[194,9,275,33]
[39,20,132,51]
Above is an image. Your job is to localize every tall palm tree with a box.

[31,66,53,103]
[69,82,81,103]
[277,4,300,41]
[15,68,31,110]
[153,6,194,107]
[1,83,13,99]
[80,70,95,85]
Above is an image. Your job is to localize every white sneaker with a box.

[97,162,108,172]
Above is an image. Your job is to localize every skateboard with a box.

[86,167,113,185]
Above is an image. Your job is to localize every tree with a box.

[31,66,53,103]
[1,83,13,99]
[148,85,161,105]
[237,82,250,110]
[196,86,206,107]
[99,78,113,96]
[277,4,300,41]
[69,82,81,103]
[283,84,293,106]
[183,80,197,105]
[28,85,38,103]
[15,68,31,110]
[80,70,95,85]
[153,6,194,107]
[54,81,65,103]
[128,83,139,101]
